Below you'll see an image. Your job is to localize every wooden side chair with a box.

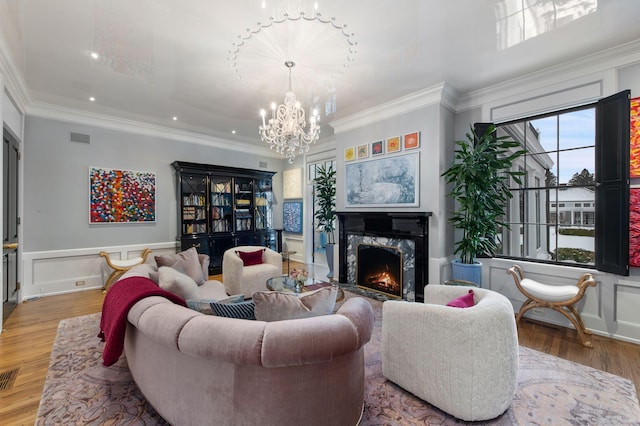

[507,264,597,348]
[100,248,152,292]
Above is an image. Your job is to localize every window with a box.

[494,90,630,274]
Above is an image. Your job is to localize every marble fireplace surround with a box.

[337,212,431,302]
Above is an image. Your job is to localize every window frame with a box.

[490,90,630,275]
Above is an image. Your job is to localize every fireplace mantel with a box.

[337,211,432,301]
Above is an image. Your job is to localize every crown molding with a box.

[456,39,640,113]
[0,28,29,113]
[27,101,282,158]
[331,82,458,134]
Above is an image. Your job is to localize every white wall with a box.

[21,116,286,298]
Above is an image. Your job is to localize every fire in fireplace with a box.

[357,243,402,298]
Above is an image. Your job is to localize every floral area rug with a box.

[36,293,640,425]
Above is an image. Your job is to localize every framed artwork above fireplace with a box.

[344,152,419,207]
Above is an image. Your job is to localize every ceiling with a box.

[1,0,640,150]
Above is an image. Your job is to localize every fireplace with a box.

[357,244,403,298]
[338,212,431,302]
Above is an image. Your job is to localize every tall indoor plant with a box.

[313,164,337,280]
[441,124,525,285]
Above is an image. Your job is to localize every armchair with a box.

[382,285,518,421]
[222,246,282,298]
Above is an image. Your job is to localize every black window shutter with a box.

[595,90,630,275]
[474,123,494,145]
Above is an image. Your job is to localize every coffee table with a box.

[266,275,344,302]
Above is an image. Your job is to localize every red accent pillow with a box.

[236,249,265,266]
[446,289,475,308]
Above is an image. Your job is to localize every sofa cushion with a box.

[236,248,265,266]
[210,300,256,320]
[158,266,201,300]
[253,286,338,322]
[446,289,476,308]
[186,294,245,315]
[155,247,205,285]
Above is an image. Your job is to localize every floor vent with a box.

[0,368,19,391]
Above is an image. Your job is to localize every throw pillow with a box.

[157,266,201,300]
[210,300,256,320]
[253,286,338,322]
[446,289,475,308]
[186,294,244,315]
[155,247,206,285]
[236,248,265,266]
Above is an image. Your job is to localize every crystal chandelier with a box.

[259,61,320,163]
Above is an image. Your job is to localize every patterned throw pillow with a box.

[210,300,256,320]
[186,294,245,315]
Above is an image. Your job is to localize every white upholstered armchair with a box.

[382,285,518,421]
[222,246,282,298]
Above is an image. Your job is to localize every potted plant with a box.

[441,124,525,285]
[313,164,337,280]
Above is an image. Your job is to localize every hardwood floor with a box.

[1,264,639,425]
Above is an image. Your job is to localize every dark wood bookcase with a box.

[173,161,278,274]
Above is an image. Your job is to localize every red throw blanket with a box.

[98,276,186,366]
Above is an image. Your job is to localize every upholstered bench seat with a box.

[520,278,579,302]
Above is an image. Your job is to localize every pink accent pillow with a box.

[446,289,475,308]
[236,249,265,266]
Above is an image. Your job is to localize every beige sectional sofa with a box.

[116,262,375,425]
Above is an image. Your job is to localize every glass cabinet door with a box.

[234,178,254,232]
[210,177,232,233]
[255,178,273,230]
[181,173,207,235]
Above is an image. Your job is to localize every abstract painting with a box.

[283,168,302,199]
[344,146,356,161]
[283,200,303,233]
[403,131,420,149]
[90,167,156,223]
[387,136,401,153]
[630,188,640,266]
[631,97,640,177]
[345,152,419,206]
[371,140,384,156]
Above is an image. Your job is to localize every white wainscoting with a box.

[21,241,179,300]
[486,258,640,345]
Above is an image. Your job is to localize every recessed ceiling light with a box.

[90,52,99,60]
[89,96,96,102]
[232,130,236,134]
[172,116,178,121]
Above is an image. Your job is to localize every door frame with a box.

[2,124,21,323]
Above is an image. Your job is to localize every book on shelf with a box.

[183,194,205,206]
[183,206,195,220]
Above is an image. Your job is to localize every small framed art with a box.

[386,136,401,153]
[404,131,420,150]
[345,146,356,162]
[357,144,369,159]
[283,200,303,234]
[371,140,384,156]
